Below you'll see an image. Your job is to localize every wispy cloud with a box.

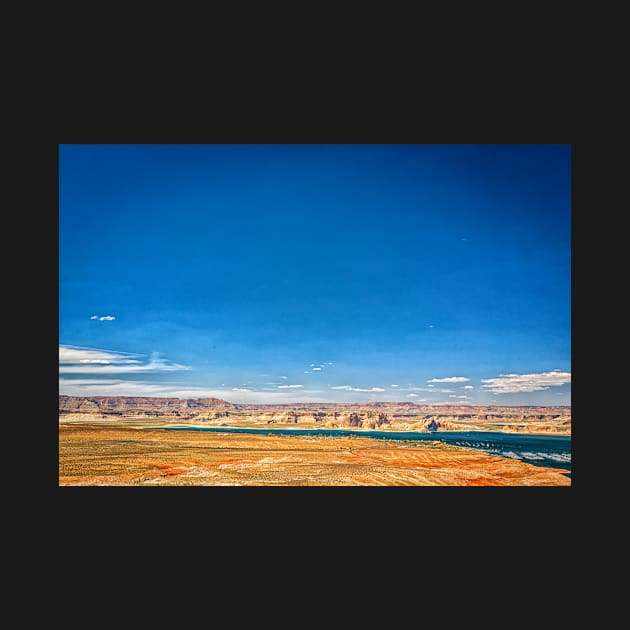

[427,376,470,383]
[89,315,116,321]
[90,315,98,320]
[481,371,571,394]
[59,346,139,364]
[391,384,399,387]
[59,378,328,404]
[406,393,418,397]
[438,389,455,393]
[305,362,331,373]
[330,386,385,392]
[59,344,189,374]
[463,385,474,389]
[277,384,303,389]
[279,376,288,379]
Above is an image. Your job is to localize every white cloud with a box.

[427,376,470,383]
[59,346,141,364]
[456,395,471,399]
[277,384,303,389]
[232,387,250,391]
[438,389,455,393]
[60,346,130,363]
[406,393,418,397]
[279,376,288,379]
[463,385,474,389]
[59,357,188,374]
[78,359,141,364]
[448,395,458,398]
[391,384,399,387]
[330,385,384,392]
[305,363,329,372]
[427,385,435,388]
[89,315,98,320]
[481,371,571,394]
[59,345,189,374]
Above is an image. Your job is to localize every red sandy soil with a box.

[59,424,570,486]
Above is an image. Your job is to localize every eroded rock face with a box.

[58,396,570,434]
[348,413,362,427]
[59,395,234,416]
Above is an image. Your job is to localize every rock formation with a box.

[59,395,234,416]
[58,396,570,434]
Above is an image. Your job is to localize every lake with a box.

[156,426,571,474]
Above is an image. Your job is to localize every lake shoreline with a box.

[152,424,571,472]
[58,415,570,437]
[156,423,571,437]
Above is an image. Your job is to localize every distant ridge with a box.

[59,395,569,415]
[59,395,570,433]
[58,395,235,415]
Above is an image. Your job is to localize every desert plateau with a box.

[59,396,571,486]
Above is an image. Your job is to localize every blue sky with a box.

[59,144,571,405]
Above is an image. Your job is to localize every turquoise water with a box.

[155,426,571,474]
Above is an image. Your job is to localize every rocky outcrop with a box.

[59,396,570,434]
[347,413,361,427]
[59,395,234,416]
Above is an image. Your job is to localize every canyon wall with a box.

[59,396,570,433]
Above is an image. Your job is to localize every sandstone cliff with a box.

[59,396,570,434]
[59,395,234,416]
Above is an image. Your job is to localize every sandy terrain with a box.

[59,423,570,486]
